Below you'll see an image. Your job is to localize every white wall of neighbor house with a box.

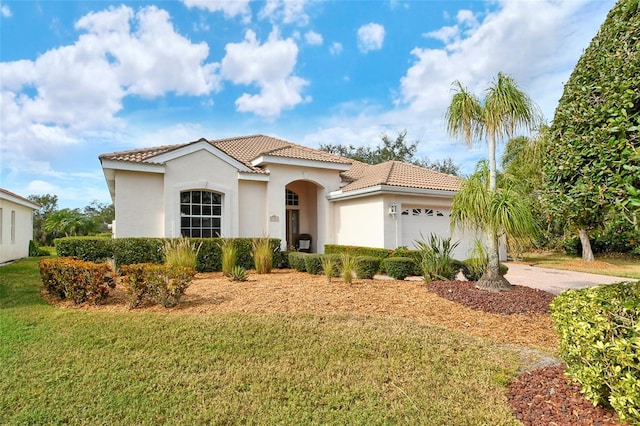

[114,171,164,238]
[332,197,386,248]
[163,150,239,238]
[264,163,341,251]
[0,198,35,263]
[238,180,268,237]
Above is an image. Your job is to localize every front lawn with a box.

[0,258,529,425]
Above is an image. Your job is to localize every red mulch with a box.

[424,280,625,425]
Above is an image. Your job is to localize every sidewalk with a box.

[503,262,636,295]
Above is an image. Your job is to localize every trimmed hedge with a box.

[550,281,640,423]
[120,263,196,308]
[355,256,381,279]
[390,247,421,275]
[304,254,324,275]
[54,237,283,272]
[288,252,307,272]
[39,257,115,305]
[324,244,390,260]
[381,257,415,280]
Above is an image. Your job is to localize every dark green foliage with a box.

[304,254,324,275]
[545,0,640,240]
[324,244,390,259]
[561,219,640,255]
[550,281,640,423]
[288,252,307,272]
[415,234,460,281]
[112,238,165,267]
[354,256,381,279]
[55,236,114,262]
[28,240,49,257]
[390,247,422,275]
[193,238,223,272]
[381,257,415,280]
[38,258,115,304]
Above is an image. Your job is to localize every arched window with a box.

[286,189,299,206]
[180,190,222,238]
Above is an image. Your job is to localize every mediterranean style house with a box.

[100,134,479,259]
[0,188,40,264]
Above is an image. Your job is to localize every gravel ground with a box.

[44,269,624,425]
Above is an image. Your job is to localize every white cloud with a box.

[329,42,343,55]
[357,23,385,53]
[400,0,613,122]
[305,30,323,46]
[259,0,309,26]
[220,29,309,118]
[1,5,12,17]
[1,5,220,165]
[182,0,252,23]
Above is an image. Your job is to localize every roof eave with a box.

[327,184,457,201]
[252,155,351,171]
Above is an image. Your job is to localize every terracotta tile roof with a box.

[0,188,41,208]
[341,160,462,192]
[99,135,462,193]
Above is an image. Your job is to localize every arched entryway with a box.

[285,180,321,252]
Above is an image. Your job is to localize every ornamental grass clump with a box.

[321,255,335,283]
[341,253,356,284]
[219,238,237,276]
[415,233,460,281]
[164,237,201,270]
[252,236,273,274]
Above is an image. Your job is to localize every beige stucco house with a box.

[0,188,40,264]
[100,134,479,259]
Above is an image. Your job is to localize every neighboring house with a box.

[0,188,40,264]
[100,134,481,259]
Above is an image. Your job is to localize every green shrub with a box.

[550,281,640,423]
[54,236,114,262]
[229,266,248,282]
[390,247,421,275]
[29,240,49,257]
[382,257,415,280]
[304,254,324,275]
[355,256,381,279]
[324,244,390,259]
[461,260,509,281]
[38,257,115,305]
[120,263,195,308]
[113,238,165,266]
[252,236,273,274]
[288,252,307,272]
[415,234,460,281]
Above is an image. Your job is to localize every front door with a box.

[286,209,299,250]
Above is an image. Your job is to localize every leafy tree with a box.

[83,200,115,233]
[544,0,640,262]
[28,194,58,246]
[45,208,97,237]
[320,129,461,175]
[445,72,542,291]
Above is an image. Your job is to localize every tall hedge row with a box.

[54,237,283,272]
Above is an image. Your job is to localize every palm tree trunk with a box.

[476,231,513,291]
[578,229,595,262]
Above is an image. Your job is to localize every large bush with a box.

[39,258,115,305]
[550,281,640,423]
[354,256,381,279]
[381,257,415,280]
[120,263,196,308]
[324,244,390,259]
[55,236,114,262]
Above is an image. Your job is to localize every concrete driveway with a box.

[503,262,636,295]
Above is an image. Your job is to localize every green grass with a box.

[523,251,640,280]
[1,258,523,425]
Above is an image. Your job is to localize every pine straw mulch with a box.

[43,269,626,425]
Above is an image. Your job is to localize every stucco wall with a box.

[238,180,268,237]
[163,150,239,238]
[0,199,34,263]
[114,171,164,238]
[332,197,385,248]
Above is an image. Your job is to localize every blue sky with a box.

[1,0,615,209]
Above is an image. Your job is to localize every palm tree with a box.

[45,208,96,237]
[445,72,542,291]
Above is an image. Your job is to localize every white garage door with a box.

[400,206,451,249]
